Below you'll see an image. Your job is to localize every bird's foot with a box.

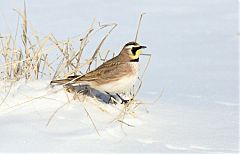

[107,97,118,105]
[64,84,75,93]
[120,98,134,104]
[116,93,134,104]
[105,91,118,105]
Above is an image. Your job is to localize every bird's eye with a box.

[131,47,138,55]
[131,47,142,55]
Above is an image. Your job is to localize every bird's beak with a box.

[140,46,147,49]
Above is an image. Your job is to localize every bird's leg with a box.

[63,84,75,93]
[116,93,132,104]
[105,92,117,105]
[79,86,90,95]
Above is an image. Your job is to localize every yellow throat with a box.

[130,49,142,59]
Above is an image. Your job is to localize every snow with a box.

[0,0,238,153]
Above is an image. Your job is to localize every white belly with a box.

[96,63,139,93]
[96,74,138,93]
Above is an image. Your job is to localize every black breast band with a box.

[130,58,139,62]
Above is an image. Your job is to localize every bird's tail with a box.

[50,78,72,85]
[50,75,82,85]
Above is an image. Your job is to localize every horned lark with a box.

[50,41,146,103]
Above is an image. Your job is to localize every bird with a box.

[50,41,146,104]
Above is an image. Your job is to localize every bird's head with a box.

[120,41,147,61]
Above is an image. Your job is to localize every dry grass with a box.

[0,4,152,134]
[0,5,117,82]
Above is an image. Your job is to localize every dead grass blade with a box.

[135,13,146,42]
[76,94,100,136]
[134,53,152,97]
[87,23,117,72]
[46,91,71,127]
[0,83,13,107]
[46,102,69,127]
[83,105,100,136]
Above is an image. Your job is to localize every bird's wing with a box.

[78,58,130,84]
[51,56,130,85]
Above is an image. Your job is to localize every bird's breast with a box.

[94,62,139,93]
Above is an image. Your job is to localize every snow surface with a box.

[0,0,238,153]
